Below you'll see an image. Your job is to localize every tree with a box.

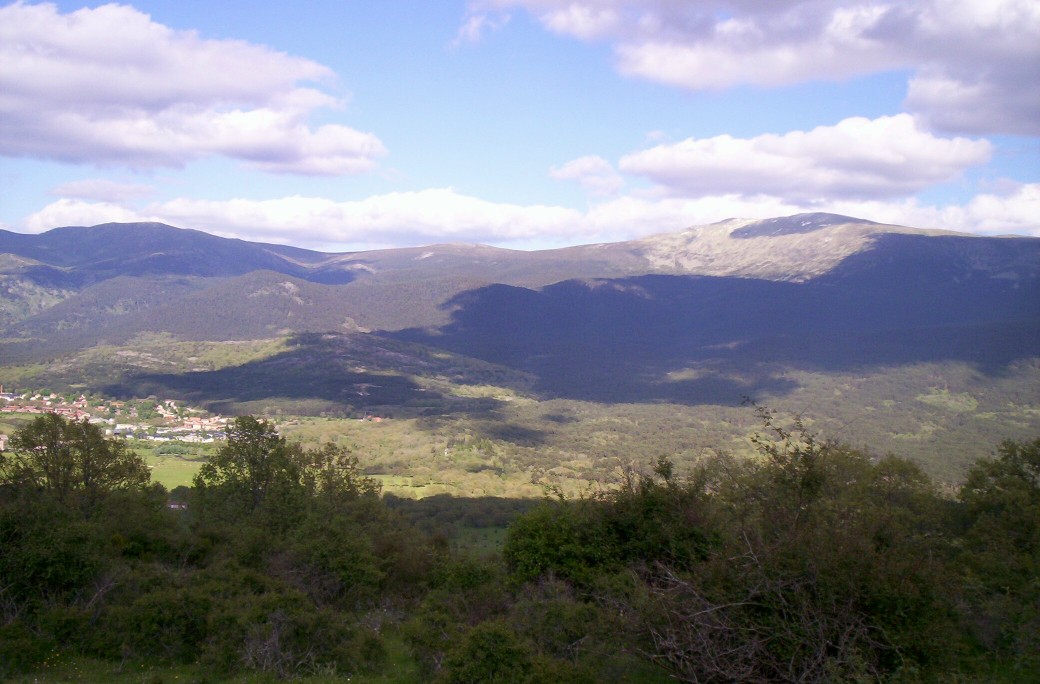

[957,438,1040,666]
[298,441,381,502]
[193,416,380,520]
[1,413,150,513]
[960,438,1040,553]
[193,416,299,514]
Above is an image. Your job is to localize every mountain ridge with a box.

[4,212,1029,293]
[1,213,1037,370]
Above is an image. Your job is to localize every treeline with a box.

[1,412,1037,682]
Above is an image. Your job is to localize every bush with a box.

[0,621,54,677]
[504,499,619,586]
[437,621,534,684]
[0,501,102,605]
[402,562,511,677]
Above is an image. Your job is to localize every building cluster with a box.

[0,389,227,447]
[0,391,91,421]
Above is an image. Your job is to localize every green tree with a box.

[193,416,300,514]
[194,416,381,520]
[0,414,150,513]
[504,496,621,587]
[298,441,381,502]
[957,438,1040,667]
[960,438,1040,555]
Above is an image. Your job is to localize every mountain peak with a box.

[730,213,878,239]
[631,213,906,281]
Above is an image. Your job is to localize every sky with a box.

[0,0,1038,252]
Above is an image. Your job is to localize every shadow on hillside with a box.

[101,333,510,419]
[391,235,1040,405]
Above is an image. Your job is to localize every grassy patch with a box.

[916,388,979,412]
[454,525,509,557]
[128,440,210,490]
[142,453,205,489]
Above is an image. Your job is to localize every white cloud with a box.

[618,115,991,201]
[157,190,586,249]
[540,4,620,40]
[940,183,1040,236]
[22,189,586,250]
[906,68,1040,137]
[452,10,511,46]
[18,192,799,248]
[469,0,1040,135]
[0,2,385,174]
[574,184,1040,239]
[23,198,157,232]
[897,0,1040,135]
[49,179,155,203]
[23,182,1040,251]
[615,3,902,89]
[550,155,624,196]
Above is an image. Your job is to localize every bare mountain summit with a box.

[622,213,960,281]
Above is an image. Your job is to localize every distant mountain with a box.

[394,232,1040,401]
[0,222,323,282]
[1,215,1037,393]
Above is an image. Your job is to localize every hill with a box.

[0,222,320,281]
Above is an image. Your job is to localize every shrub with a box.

[437,621,534,684]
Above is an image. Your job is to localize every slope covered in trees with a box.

[1,414,1036,682]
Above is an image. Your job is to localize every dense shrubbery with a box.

[1,412,1037,681]
[502,414,1040,682]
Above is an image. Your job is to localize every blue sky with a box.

[1,0,1037,250]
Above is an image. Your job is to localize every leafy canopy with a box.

[193,415,379,520]
[1,413,150,512]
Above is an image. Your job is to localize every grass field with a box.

[142,453,204,489]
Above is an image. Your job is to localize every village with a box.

[0,385,228,450]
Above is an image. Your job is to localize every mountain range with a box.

[1,212,1038,409]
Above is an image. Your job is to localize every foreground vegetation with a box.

[1,412,1037,682]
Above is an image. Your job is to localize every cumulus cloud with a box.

[901,0,1040,135]
[550,155,624,196]
[24,181,1040,252]
[24,189,586,250]
[618,115,991,201]
[467,0,1040,135]
[539,3,621,40]
[19,192,799,248]
[942,182,1040,235]
[23,198,158,232]
[0,2,386,173]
